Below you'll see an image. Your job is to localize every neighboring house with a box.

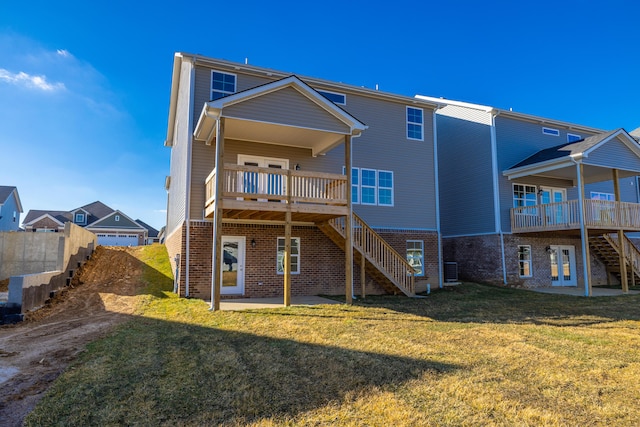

[136,219,160,244]
[0,186,23,231]
[164,53,443,307]
[23,201,149,246]
[416,95,640,296]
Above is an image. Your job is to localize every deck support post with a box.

[211,117,225,311]
[345,135,353,304]
[576,162,592,296]
[613,169,629,293]
[284,169,292,307]
[361,251,366,298]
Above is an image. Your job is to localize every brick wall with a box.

[375,230,440,287]
[443,233,609,288]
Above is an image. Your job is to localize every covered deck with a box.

[204,164,348,223]
[504,129,640,296]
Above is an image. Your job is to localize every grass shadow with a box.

[26,316,457,425]
[323,282,640,326]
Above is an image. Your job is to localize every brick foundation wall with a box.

[443,233,609,289]
[374,230,441,287]
[174,222,440,300]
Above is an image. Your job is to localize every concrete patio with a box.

[531,287,640,297]
[214,295,341,311]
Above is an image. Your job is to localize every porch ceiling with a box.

[197,116,348,155]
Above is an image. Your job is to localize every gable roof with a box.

[631,126,640,141]
[503,129,640,183]
[193,75,368,156]
[135,219,159,237]
[0,186,23,212]
[508,129,620,169]
[88,210,146,230]
[22,210,69,226]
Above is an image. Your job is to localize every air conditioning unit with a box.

[444,262,458,283]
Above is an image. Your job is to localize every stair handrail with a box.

[328,214,415,296]
[602,234,640,280]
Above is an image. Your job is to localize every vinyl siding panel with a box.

[0,195,20,231]
[188,65,438,230]
[495,116,598,232]
[189,141,215,220]
[224,87,351,134]
[586,178,639,203]
[325,92,437,230]
[585,139,640,171]
[436,112,495,236]
[166,60,194,235]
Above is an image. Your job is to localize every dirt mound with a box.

[0,278,8,293]
[0,245,151,426]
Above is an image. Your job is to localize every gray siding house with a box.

[0,186,23,231]
[164,53,443,307]
[417,95,640,295]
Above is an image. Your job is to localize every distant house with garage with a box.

[23,201,149,246]
[0,186,23,231]
[135,219,160,244]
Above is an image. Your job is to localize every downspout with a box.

[490,111,508,285]
[433,108,444,288]
[184,58,196,297]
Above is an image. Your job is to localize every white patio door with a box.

[220,236,245,295]
[549,245,577,286]
[540,187,567,226]
[237,155,289,201]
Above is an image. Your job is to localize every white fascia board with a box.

[164,53,184,147]
[24,213,65,226]
[502,157,579,180]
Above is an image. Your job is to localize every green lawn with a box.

[26,246,640,426]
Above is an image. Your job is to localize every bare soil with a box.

[0,246,148,427]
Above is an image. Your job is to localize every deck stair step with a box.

[317,213,415,297]
[589,234,640,284]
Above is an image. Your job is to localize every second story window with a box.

[407,107,424,140]
[211,71,236,100]
[513,184,537,208]
[115,215,120,222]
[567,133,582,142]
[75,213,86,224]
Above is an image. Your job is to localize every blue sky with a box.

[1,1,638,230]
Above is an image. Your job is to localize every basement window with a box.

[277,237,300,274]
[407,240,424,276]
[518,245,532,277]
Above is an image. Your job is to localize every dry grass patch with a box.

[24,250,640,426]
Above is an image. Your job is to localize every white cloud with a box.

[56,49,72,58]
[0,68,65,91]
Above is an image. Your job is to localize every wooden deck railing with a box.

[511,200,640,233]
[205,164,347,208]
[329,213,415,296]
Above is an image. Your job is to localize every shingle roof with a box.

[0,186,17,204]
[23,209,71,225]
[135,219,159,237]
[631,126,640,141]
[508,129,620,170]
[75,201,115,225]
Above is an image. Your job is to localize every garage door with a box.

[97,233,139,246]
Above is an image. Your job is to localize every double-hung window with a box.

[361,168,377,205]
[345,166,394,206]
[377,171,394,206]
[211,70,236,100]
[407,107,424,140]
[277,237,300,274]
[518,245,532,277]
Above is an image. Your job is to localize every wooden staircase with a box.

[317,213,415,297]
[589,234,640,285]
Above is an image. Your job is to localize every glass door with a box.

[549,245,577,286]
[220,236,245,295]
[540,187,567,226]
